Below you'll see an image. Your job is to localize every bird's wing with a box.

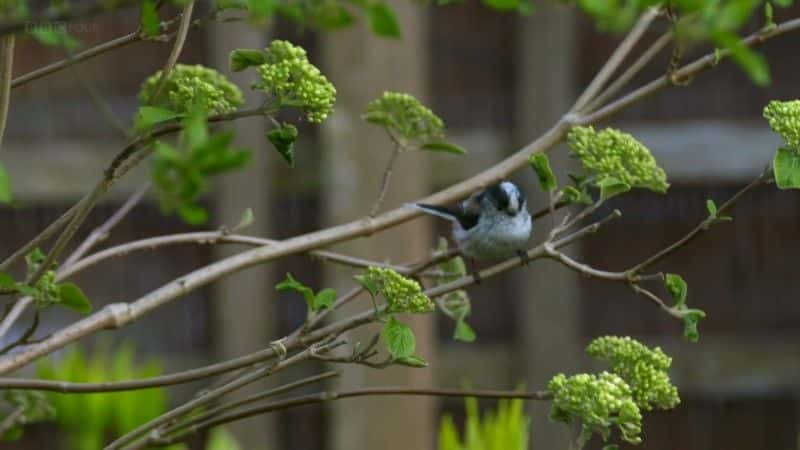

[409,203,480,231]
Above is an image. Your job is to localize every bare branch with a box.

[0,36,13,152]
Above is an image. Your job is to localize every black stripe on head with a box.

[486,183,510,211]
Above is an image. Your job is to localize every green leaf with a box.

[773,0,793,6]
[366,3,401,38]
[705,198,718,216]
[712,31,770,86]
[354,273,380,298]
[420,141,467,155]
[58,283,92,314]
[314,4,354,29]
[275,273,316,310]
[247,0,277,20]
[682,308,706,343]
[230,49,267,72]
[773,147,800,189]
[140,0,160,38]
[135,106,181,131]
[0,162,12,203]
[482,0,519,11]
[206,427,243,450]
[562,185,593,205]
[0,272,15,290]
[25,248,46,272]
[454,320,476,343]
[29,28,80,49]
[267,123,298,167]
[178,204,209,225]
[313,288,336,311]
[183,111,209,150]
[0,424,22,441]
[382,316,415,359]
[597,176,630,199]
[529,153,557,192]
[664,273,687,308]
[395,354,428,368]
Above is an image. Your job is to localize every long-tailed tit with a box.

[410,181,532,261]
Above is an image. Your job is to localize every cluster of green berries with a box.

[763,100,800,149]
[587,336,680,411]
[363,92,445,142]
[363,267,434,314]
[548,371,643,445]
[139,64,244,115]
[253,40,336,123]
[548,336,680,446]
[567,126,669,193]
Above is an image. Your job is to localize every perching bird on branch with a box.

[409,181,532,262]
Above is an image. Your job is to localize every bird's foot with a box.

[517,249,530,266]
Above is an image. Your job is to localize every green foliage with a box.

[573,0,779,85]
[138,64,244,116]
[704,199,733,224]
[251,40,337,123]
[567,126,669,197]
[363,91,445,143]
[151,111,251,224]
[36,343,185,450]
[205,427,243,450]
[366,2,401,38]
[772,147,800,189]
[586,336,680,411]
[0,0,28,21]
[275,272,335,312]
[432,239,476,342]
[134,106,182,132]
[382,316,416,358]
[439,396,530,450]
[140,0,160,37]
[354,266,434,314]
[267,122,299,167]
[0,161,11,203]
[767,100,800,137]
[0,390,55,442]
[28,27,80,49]
[529,153,557,192]
[548,336,680,447]
[0,250,93,313]
[663,273,706,342]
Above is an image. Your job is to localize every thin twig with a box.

[584,31,673,113]
[0,405,24,435]
[63,184,150,268]
[571,7,661,112]
[0,0,139,37]
[0,35,13,152]
[370,143,402,216]
[149,1,195,102]
[159,386,552,445]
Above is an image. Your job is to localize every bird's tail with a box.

[406,203,460,222]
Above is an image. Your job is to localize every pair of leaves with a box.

[704,199,733,226]
[275,273,335,312]
[664,273,706,342]
[0,273,91,314]
[382,317,427,367]
[432,241,477,342]
[151,112,252,225]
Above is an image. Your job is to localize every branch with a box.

[370,142,402,216]
[0,0,139,37]
[570,7,662,112]
[0,35,13,152]
[0,405,24,435]
[579,17,800,125]
[157,386,552,446]
[148,1,195,102]
[1,15,797,375]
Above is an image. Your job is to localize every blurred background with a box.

[2,1,800,449]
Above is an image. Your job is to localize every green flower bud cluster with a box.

[139,64,244,115]
[363,91,445,142]
[253,40,336,123]
[587,336,680,411]
[763,100,800,149]
[567,126,669,193]
[362,267,435,313]
[548,371,643,445]
[33,270,60,307]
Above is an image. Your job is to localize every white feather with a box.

[405,203,459,223]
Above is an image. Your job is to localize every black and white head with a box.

[475,181,527,217]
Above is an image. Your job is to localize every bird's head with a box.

[484,181,526,216]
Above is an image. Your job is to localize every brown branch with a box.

[0,0,139,37]
[0,35,13,152]
[370,143,402,216]
[148,1,195,103]
[158,386,552,446]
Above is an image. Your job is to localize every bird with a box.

[409,181,532,262]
